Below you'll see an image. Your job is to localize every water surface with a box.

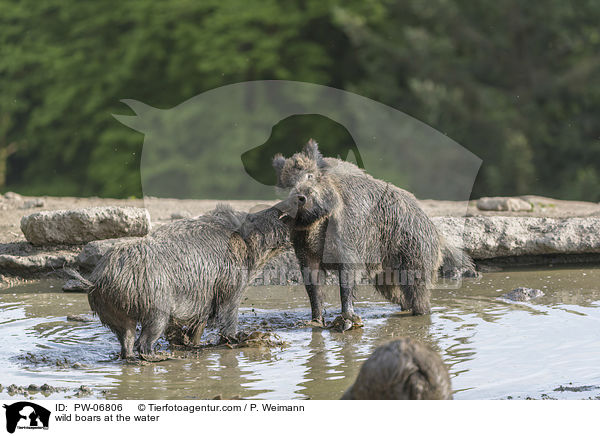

[1,267,599,400]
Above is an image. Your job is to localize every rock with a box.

[21,198,45,209]
[74,385,93,397]
[7,384,26,395]
[501,287,545,301]
[171,211,191,220]
[40,384,58,393]
[20,207,151,245]
[476,197,533,212]
[3,191,22,200]
[77,238,132,271]
[434,216,600,259]
[0,248,79,275]
[62,279,87,292]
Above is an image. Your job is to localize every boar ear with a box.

[272,154,286,174]
[303,138,325,167]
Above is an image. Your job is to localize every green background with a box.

[1,0,599,200]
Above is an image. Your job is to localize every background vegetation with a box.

[1,0,599,200]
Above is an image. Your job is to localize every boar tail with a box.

[63,268,94,291]
[439,239,478,278]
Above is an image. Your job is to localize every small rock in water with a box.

[502,287,544,302]
[74,385,93,397]
[63,279,87,293]
[7,384,26,395]
[40,384,58,393]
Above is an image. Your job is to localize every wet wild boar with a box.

[274,140,474,324]
[68,204,289,359]
[341,338,452,400]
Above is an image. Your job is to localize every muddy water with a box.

[1,267,599,400]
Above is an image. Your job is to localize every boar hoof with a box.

[301,319,326,328]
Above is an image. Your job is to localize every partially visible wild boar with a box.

[68,204,289,359]
[274,140,474,324]
[341,338,452,400]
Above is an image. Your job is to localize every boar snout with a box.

[274,196,298,220]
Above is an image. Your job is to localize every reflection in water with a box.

[0,267,599,400]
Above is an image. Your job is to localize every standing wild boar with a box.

[274,140,474,324]
[341,338,452,400]
[68,204,289,359]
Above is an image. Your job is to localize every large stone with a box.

[77,238,137,271]
[20,207,151,246]
[434,216,600,259]
[476,197,533,212]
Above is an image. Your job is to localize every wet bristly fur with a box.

[273,139,474,317]
[68,204,290,358]
[341,338,452,400]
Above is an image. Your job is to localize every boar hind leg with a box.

[96,303,136,359]
[187,320,207,346]
[114,317,136,359]
[137,311,170,356]
[403,281,431,316]
[375,283,409,310]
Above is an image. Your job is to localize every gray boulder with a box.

[434,216,600,259]
[476,197,533,212]
[20,207,151,246]
[77,238,137,271]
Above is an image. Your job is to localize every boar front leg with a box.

[338,265,363,325]
[301,259,326,326]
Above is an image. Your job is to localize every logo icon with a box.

[3,402,50,433]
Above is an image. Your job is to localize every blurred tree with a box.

[0,0,363,197]
[334,0,600,200]
[1,0,599,200]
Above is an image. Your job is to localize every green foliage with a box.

[1,0,599,200]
